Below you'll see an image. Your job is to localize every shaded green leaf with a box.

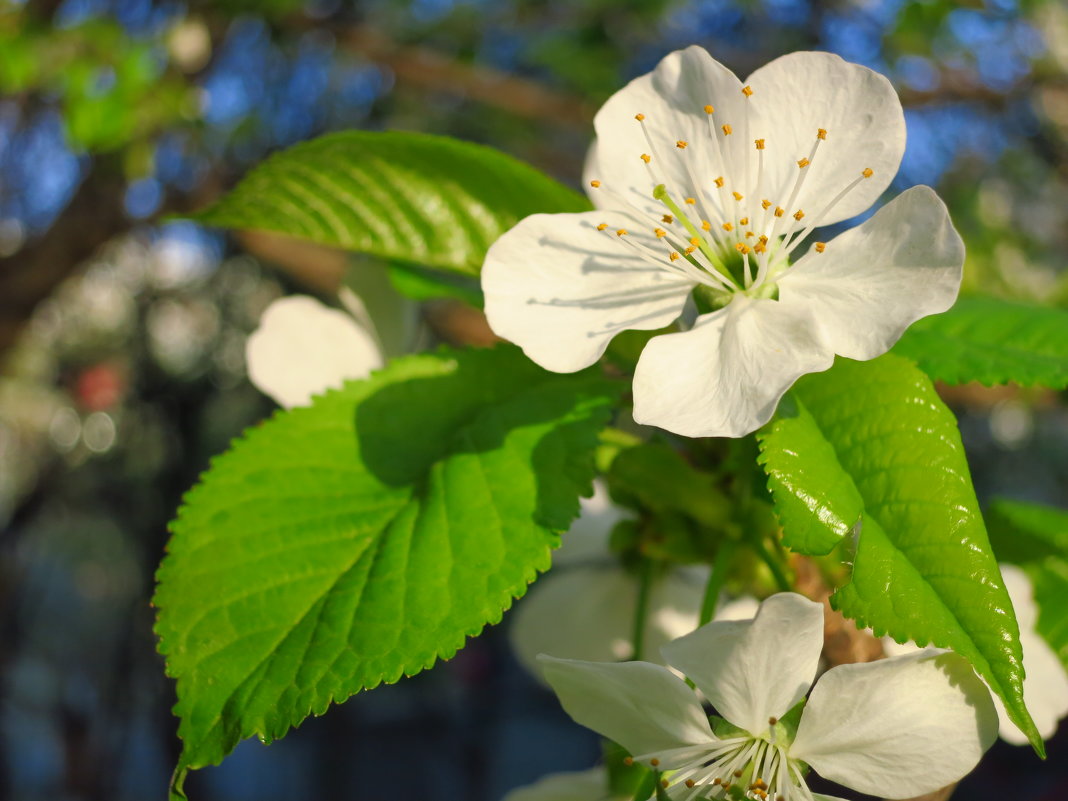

[892,295,1068,388]
[757,354,1042,754]
[987,498,1068,566]
[154,346,618,779]
[1028,559,1068,671]
[194,130,589,275]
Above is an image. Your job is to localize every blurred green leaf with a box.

[758,354,1042,754]
[987,499,1068,566]
[194,130,589,275]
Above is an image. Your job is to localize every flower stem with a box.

[752,536,792,592]
[631,558,654,661]
[699,538,737,626]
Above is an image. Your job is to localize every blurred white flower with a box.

[541,593,998,800]
[884,563,1068,745]
[482,46,963,438]
[245,294,382,408]
[501,767,626,801]
[509,482,709,675]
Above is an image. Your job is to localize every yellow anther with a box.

[660,779,669,789]
[689,236,701,246]
[635,113,645,121]
[701,220,711,231]
[721,124,733,135]
[616,228,628,236]
[797,157,810,168]
[714,176,725,188]
[734,771,743,778]
[759,234,768,244]
[589,179,601,188]
[732,191,744,201]
[650,758,660,767]
[774,206,785,217]
[596,223,607,231]
[817,128,827,140]
[669,251,680,261]
[739,216,749,225]
[742,85,753,97]
[755,138,765,150]
[793,209,805,221]
[640,153,651,163]
[685,780,696,789]
[685,197,696,205]
[761,199,772,210]
[768,717,778,725]
[735,243,750,254]
[754,242,767,254]
[685,245,696,254]
[704,104,715,114]
[713,779,722,786]
[815,241,826,253]
[676,140,688,149]
[654,228,667,238]
[862,167,874,178]
[662,214,673,224]
[745,231,755,238]
[722,222,734,231]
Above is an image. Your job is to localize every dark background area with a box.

[1,0,1067,799]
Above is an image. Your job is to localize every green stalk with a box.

[699,538,738,626]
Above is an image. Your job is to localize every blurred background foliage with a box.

[0,0,1066,799]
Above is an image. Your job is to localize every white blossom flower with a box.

[510,483,709,674]
[482,47,964,438]
[884,563,1068,746]
[245,293,382,408]
[540,593,998,800]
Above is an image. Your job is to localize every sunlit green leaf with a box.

[154,346,618,782]
[757,354,1042,754]
[194,130,589,275]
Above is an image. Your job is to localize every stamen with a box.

[714,177,725,188]
[722,222,733,231]
[701,220,711,231]
[817,128,827,140]
[722,124,733,136]
[640,154,651,164]
[590,179,601,188]
[774,207,784,217]
[742,85,753,97]
[732,191,744,201]
[623,757,633,766]
[662,214,674,224]
[704,104,715,114]
[596,223,607,231]
[669,252,679,261]
[814,242,825,253]
[793,209,804,221]
[736,243,750,254]
[616,228,628,236]
[797,158,810,168]
[862,167,874,178]
[739,217,749,225]
[676,140,688,149]
[685,197,696,205]
[761,199,771,209]
[654,228,667,238]
[634,113,645,121]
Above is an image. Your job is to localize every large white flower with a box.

[245,293,382,408]
[510,483,709,674]
[884,563,1068,746]
[540,593,998,801]
[482,47,964,438]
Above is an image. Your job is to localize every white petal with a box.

[245,295,383,408]
[584,46,751,219]
[745,51,905,226]
[482,211,692,373]
[660,593,825,735]
[994,564,1068,744]
[502,768,619,801]
[538,655,714,760]
[632,295,834,438]
[555,480,632,566]
[791,650,999,799]
[713,595,760,622]
[779,185,963,361]
[512,567,707,679]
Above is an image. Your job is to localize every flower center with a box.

[589,84,876,307]
[626,729,815,801]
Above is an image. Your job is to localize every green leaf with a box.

[154,345,619,779]
[387,261,483,307]
[757,354,1043,754]
[892,295,1068,388]
[986,499,1068,566]
[193,130,589,275]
